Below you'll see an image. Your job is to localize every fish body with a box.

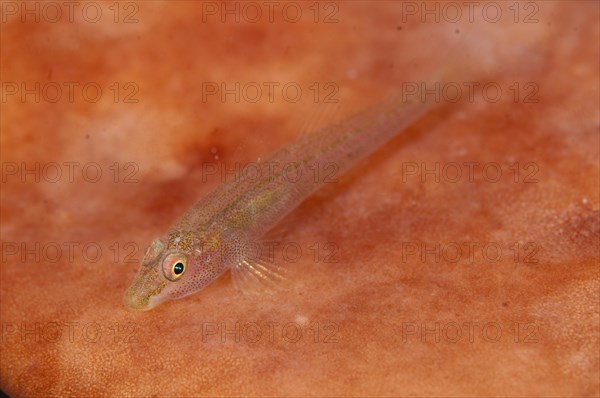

[124,96,432,310]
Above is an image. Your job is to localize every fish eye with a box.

[142,238,165,266]
[173,262,185,275]
[163,254,187,281]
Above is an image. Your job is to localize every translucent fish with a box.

[124,29,470,311]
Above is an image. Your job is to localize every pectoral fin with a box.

[230,239,291,295]
[231,259,289,294]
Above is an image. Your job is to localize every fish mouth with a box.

[123,266,168,311]
[123,288,155,311]
[123,282,170,311]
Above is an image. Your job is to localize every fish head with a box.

[123,230,227,311]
